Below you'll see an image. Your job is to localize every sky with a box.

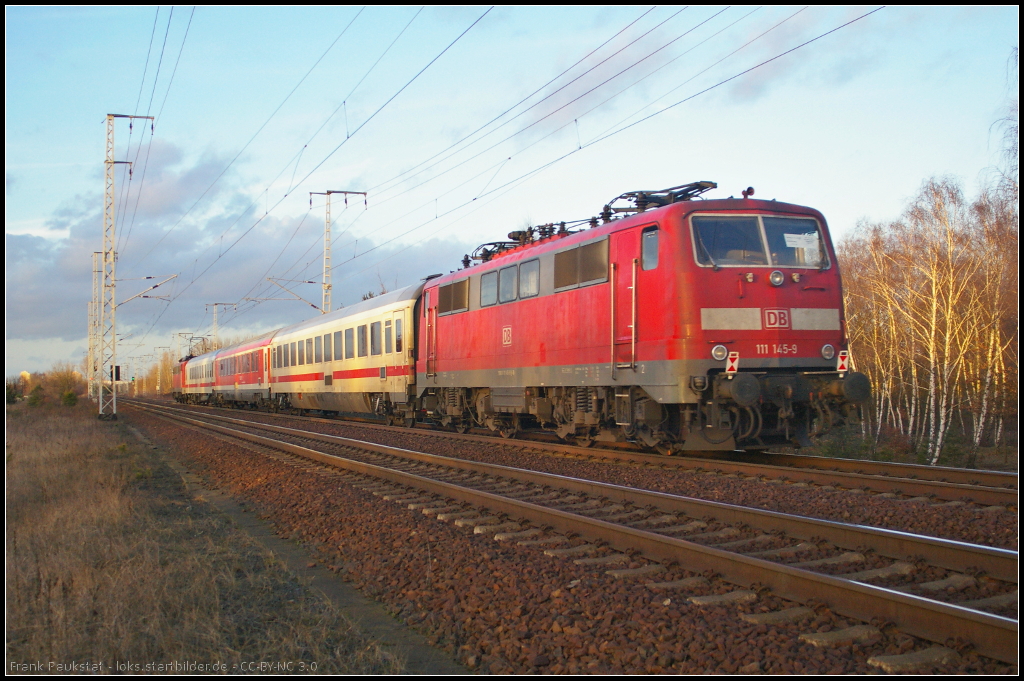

[5,5,1019,376]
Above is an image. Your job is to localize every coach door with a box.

[611,229,641,370]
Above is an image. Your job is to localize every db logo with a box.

[501,326,512,346]
[763,308,790,329]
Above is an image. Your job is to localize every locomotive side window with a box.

[345,328,354,359]
[452,279,469,312]
[555,239,608,290]
[480,272,498,306]
[579,239,609,285]
[642,227,659,270]
[395,318,403,353]
[315,336,323,363]
[762,217,828,268]
[692,216,767,266]
[333,331,343,360]
[519,260,540,298]
[438,279,469,314]
[357,325,368,357]
[554,249,578,290]
[498,265,518,303]
[438,283,451,314]
[370,322,382,356]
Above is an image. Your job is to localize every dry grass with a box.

[5,401,403,674]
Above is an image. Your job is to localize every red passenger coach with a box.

[417,182,869,451]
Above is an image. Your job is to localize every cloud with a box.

[5,137,479,374]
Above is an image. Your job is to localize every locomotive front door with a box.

[611,230,641,369]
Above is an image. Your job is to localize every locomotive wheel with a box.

[575,432,595,448]
[404,417,416,428]
[499,414,520,439]
[654,442,676,456]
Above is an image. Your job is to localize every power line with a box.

[365,6,723,210]
[365,6,658,196]
[119,7,174,256]
[287,7,494,194]
[134,7,366,268]
[323,6,888,282]
[121,6,198,267]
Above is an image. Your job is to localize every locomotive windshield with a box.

[692,215,828,268]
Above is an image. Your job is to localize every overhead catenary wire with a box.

[366,5,659,196]
[136,7,884,348]
[118,7,175,256]
[145,6,653,334]
[365,6,729,211]
[138,9,491,340]
[133,7,366,268]
[319,6,887,284]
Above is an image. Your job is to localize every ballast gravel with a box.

[128,410,1014,675]
[188,409,1017,550]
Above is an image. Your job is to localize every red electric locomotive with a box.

[416,181,869,451]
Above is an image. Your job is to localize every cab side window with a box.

[642,227,659,270]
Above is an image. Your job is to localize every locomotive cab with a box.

[675,199,870,449]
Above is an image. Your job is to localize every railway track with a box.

[129,401,1017,665]
[134,399,1018,508]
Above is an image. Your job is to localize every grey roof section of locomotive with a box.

[274,281,425,339]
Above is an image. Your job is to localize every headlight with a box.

[821,344,835,360]
[769,270,785,286]
[711,344,729,361]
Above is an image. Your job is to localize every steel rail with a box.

[133,399,1017,504]
[134,402,1018,664]
[133,402,1017,582]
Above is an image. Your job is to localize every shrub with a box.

[61,390,78,407]
[26,385,44,407]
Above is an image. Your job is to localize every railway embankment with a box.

[5,399,403,674]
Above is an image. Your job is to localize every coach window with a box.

[498,265,518,303]
[370,322,382,356]
[332,332,342,360]
[315,336,323,363]
[297,340,305,365]
[323,334,331,362]
[519,260,540,298]
[384,319,393,354]
[345,328,355,359]
[642,227,659,270]
[306,339,314,364]
[357,325,368,357]
[480,271,498,306]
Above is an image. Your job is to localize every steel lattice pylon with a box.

[98,114,153,419]
[310,190,365,314]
